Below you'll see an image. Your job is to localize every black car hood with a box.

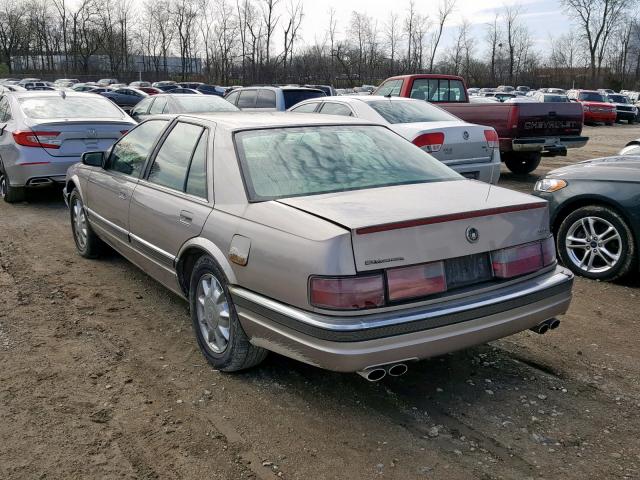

[546,155,640,182]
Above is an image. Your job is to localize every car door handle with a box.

[118,191,128,200]
[179,210,193,225]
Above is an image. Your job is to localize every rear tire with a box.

[557,205,635,281]
[69,190,104,258]
[189,256,267,372]
[0,170,26,203]
[503,152,541,175]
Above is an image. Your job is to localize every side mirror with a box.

[82,151,105,167]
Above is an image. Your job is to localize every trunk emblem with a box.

[463,131,469,140]
[466,227,479,243]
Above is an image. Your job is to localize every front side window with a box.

[147,122,204,191]
[107,120,168,177]
[149,96,168,114]
[375,79,403,97]
[235,125,460,201]
[290,102,319,113]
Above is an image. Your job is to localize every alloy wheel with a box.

[196,273,231,354]
[72,198,88,250]
[565,216,622,274]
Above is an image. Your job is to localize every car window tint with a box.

[132,97,153,116]
[185,132,207,199]
[319,102,352,116]
[237,90,257,108]
[283,90,325,109]
[256,90,276,108]
[107,120,168,177]
[225,91,239,105]
[148,122,203,191]
[290,102,318,113]
[375,79,402,97]
[150,96,168,114]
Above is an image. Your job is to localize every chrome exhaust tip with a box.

[387,363,408,377]
[530,322,550,335]
[549,319,561,330]
[357,368,387,382]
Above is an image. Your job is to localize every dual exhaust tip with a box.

[530,318,561,335]
[357,362,408,382]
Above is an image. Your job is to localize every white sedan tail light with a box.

[413,132,444,153]
[492,237,556,279]
[484,129,499,149]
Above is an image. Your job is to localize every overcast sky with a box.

[299,0,569,53]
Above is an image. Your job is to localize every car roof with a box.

[295,95,424,106]
[5,90,109,99]
[165,112,378,131]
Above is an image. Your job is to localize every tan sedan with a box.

[64,113,573,380]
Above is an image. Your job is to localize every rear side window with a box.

[149,96,168,114]
[375,79,403,97]
[283,90,325,109]
[19,96,124,119]
[0,97,11,121]
[132,97,153,116]
[256,90,276,108]
[108,120,168,177]
[319,102,352,116]
[148,122,204,191]
[410,79,467,103]
[238,90,257,108]
[185,133,208,199]
[225,91,239,105]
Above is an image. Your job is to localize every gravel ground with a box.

[1,124,639,480]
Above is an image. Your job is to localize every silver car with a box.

[64,113,573,379]
[0,91,135,202]
[289,96,501,184]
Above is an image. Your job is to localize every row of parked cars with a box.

[469,85,640,125]
[0,76,637,378]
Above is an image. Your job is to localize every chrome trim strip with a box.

[229,268,573,332]
[129,232,176,263]
[86,207,128,237]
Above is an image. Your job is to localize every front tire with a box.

[503,152,541,175]
[0,170,26,203]
[189,256,267,372]
[69,190,104,258]
[557,205,636,281]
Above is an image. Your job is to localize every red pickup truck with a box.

[374,74,588,174]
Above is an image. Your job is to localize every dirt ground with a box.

[1,124,640,480]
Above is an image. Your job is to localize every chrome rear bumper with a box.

[511,136,589,154]
[231,266,574,372]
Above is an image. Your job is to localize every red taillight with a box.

[492,237,555,279]
[309,275,384,310]
[413,132,445,153]
[13,130,61,149]
[507,105,520,129]
[484,129,499,149]
[386,262,446,302]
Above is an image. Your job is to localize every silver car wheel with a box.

[196,273,230,354]
[72,198,88,250]
[0,174,6,198]
[565,216,622,273]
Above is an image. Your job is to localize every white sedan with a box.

[289,96,500,184]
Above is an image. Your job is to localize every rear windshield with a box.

[544,95,569,102]
[608,95,628,103]
[283,90,325,109]
[174,95,239,112]
[578,92,605,102]
[235,125,461,201]
[368,100,457,124]
[19,96,124,119]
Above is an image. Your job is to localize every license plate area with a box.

[445,253,493,290]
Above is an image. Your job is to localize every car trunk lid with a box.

[392,121,494,166]
[277,181,549,272]
[24,119,132,157]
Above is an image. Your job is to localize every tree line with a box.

[0,0,639,89]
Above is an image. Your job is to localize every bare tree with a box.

[428,0,455,71]
[560,0,634,86]
[385,13,401,75]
